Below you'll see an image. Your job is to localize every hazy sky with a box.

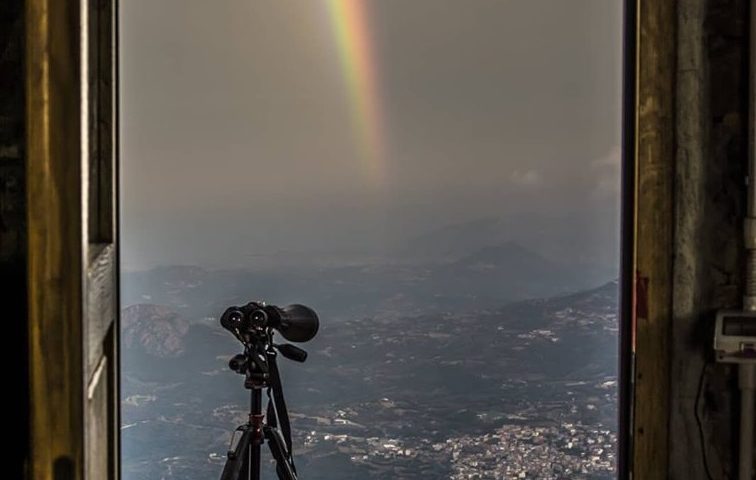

[121,0,622,270]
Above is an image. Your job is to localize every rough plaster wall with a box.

[671,0,749,478]
[1,1,26,477]
[0,0,24,260]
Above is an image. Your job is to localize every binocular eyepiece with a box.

[221,302,320,343]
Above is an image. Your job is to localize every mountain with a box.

[403,217,509,262]
[402,215,619,284]
[122,241,595,323]
[121,279,619,480]
[451,241,558,272]
[122,304,190,358]
[423,241,584,304]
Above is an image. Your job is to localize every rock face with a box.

[122,304,189,358]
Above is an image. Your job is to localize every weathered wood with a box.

[82,0,120,477]
[86,244,116,377]
[87,0,116,244]
[27,0,119,478]
[84,246,118,480]
[26,0,84,478]
[632,0,677,478]
[86,355,109,480]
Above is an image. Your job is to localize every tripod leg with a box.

[250,433,260,480]
[264,426,298,480]
[220,427,252,480]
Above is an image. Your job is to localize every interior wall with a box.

[670,0,749,478]
[0,0,24,256]
[0,0,27,478]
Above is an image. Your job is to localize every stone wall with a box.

[670,0,750,478]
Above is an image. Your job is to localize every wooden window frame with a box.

[26,0,120,478]
[23,0,685,477]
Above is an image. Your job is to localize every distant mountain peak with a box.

[467,241,539,256]
[403,218,510,261]
[454,241,553,269]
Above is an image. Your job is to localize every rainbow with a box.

[324,0,388,185]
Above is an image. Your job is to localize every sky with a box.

[120,0,623,270]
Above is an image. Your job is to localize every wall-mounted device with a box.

[714,311,756,364]
[714,310,756,480]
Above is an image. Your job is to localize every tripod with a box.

[220,330,307,480]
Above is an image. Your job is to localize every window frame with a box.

[23,0,682,477]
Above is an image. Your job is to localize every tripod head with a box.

[221,301,319,389]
